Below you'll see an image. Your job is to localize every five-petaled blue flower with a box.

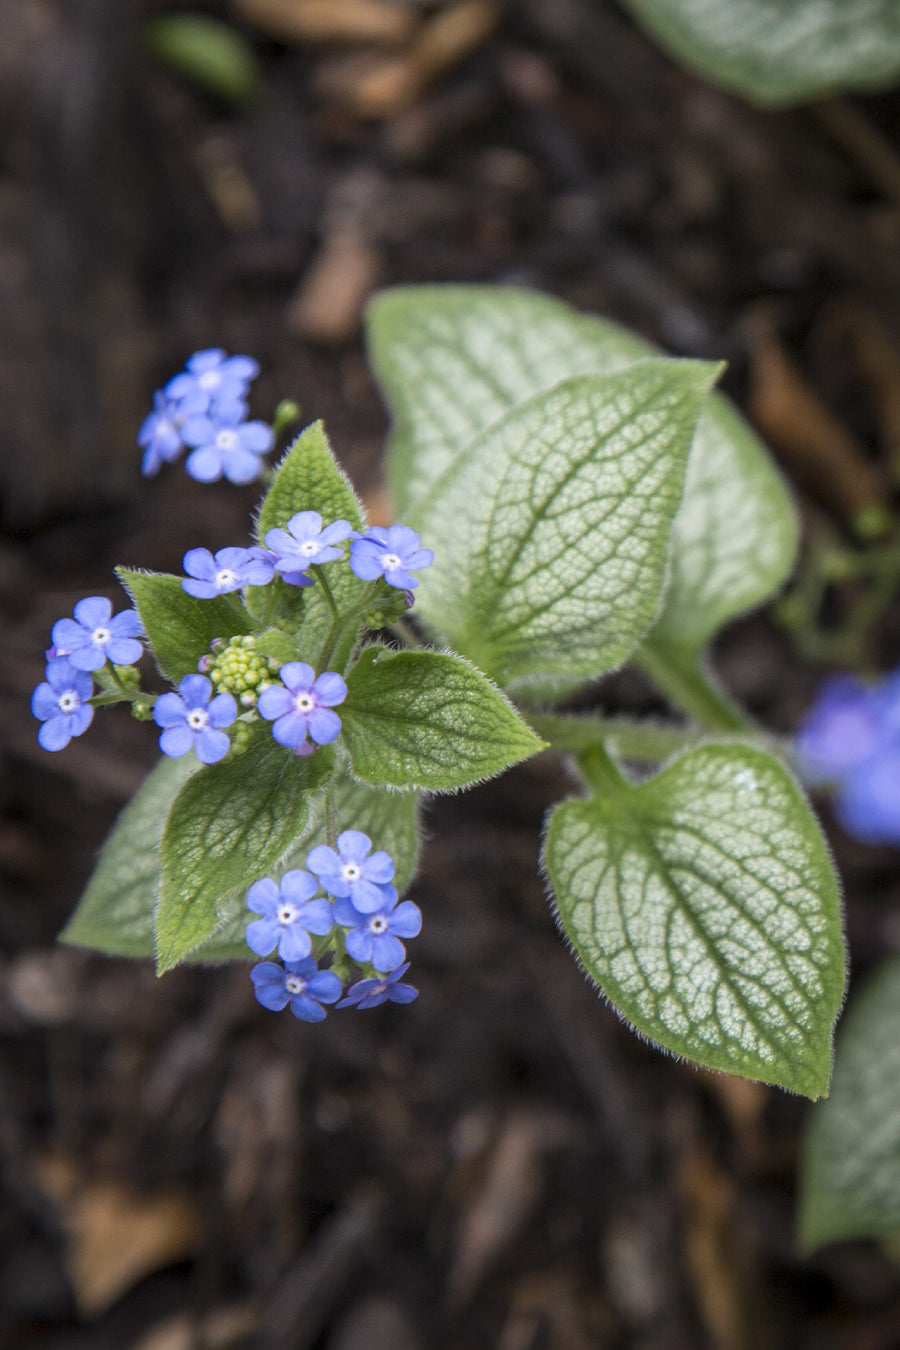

[337,962,418,1010]
[245,871,335,961]
[165,349,259,420]
[251,958,343,1022]
[153,674,237,764]
[257,663,347,750]
[51,597,144,673]
[31,657,94,751]
[181,409,274,484]
[307,830,395,913]
[349,525,433,590]
[265,511,354,586]
[334,888,422,972]
[181,546,275,598]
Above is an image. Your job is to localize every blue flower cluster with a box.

[796,669,900,844]
[32,597,144,751]
[179,511,433,599]
[139,349,274,483]
[247,831,421,1019]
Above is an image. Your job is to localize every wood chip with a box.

[35,1155,200,1318]
[747,314,887,527]
[315,0,499,118]
[233,0,416,47]
[287,227,382,343]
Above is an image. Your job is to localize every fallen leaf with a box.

[36,1155,200,1318]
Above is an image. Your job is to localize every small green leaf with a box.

[249,422,367,667]
[60,755,198,958]
[341,646,545,792]
[144,14,260,107]
[798,958,900,1249]
[544,743,845,1098]
[156,729,335,972]
[410,364,718,692]
[367,286,796,677]
[194,770,424,961]
[118,568,252,683]
[616,0,900,106]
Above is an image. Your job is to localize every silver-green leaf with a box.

[59,755,198,958]
[798,958,900,1249]
[617,0,900,106]
[409,364,719,692]
[543,743,845,1098]
[367,285,796,673]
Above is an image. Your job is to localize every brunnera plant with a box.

[45,289,846,1097]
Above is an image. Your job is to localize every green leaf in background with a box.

[342,646,545,791]
[117,569,253,683]
[367,286,797,685]
[410,364,718,692]
[194,771,424,961]
[144,14,261,107]
[156,730,336,972]
[544,743,845,1098]
[616,0,900,106]
[59,755,198,958]
[249,422,367,667]
[798,958,900,1249]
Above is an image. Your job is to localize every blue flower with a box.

[349,525,433,590]
[306,830,395,913]
[337,962,418,1010]
[181,410,274,484]
[265,512,355,586]
[31,658,94,751]
[165,349,259,420]
[51,597,144,673]
[334,888,422,972]
[251,958,343,1022]
[153,674,237,764]
[245,871,334,961]
[257,663,347,750]
[138,391,201,477]
[181,546,275,598]
[837,747,900,845]
[795,675,883,783]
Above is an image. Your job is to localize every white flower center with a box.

[278,904,300,925]
[216,429,238,451]
[381,553,403,571]
[199,370,222,391]
[187,708,209,731]
[369,915,389,934]
[285,974,306,995]
[342,862,362,883]
[58,691,79,714]
[215,569,237,589]
[299,541,319,557]
[294,692,316,714]
[91,626,112,647]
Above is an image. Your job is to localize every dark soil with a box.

[4,2,900,1347]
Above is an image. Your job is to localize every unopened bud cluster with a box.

[205,635,280,708]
